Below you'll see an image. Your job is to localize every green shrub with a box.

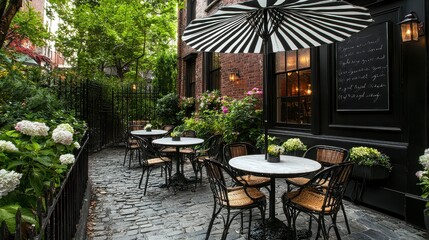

[349,146,391,170]
[156,93,180,126]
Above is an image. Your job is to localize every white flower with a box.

[419,154,429,170]
[59,154,75,165]
[15,120,49,137]
[144,124,152,130]
[74,141,81,149]
[0,140,18,152]
[0,169,22,198]
[416,170,425,180]
[52,129,73,145]
[56,123,74,134]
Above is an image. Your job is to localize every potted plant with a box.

[416,148,429,233]
[144,123,152,132]
[281,138,307,156]
[349,146,392,180]
[267,144,284,163]
[171,131,181,141]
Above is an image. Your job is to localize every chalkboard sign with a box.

[336,22,390,111]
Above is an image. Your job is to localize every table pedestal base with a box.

[250,218,312,240]
[169,173,196,192]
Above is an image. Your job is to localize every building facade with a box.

[177,0,429,227]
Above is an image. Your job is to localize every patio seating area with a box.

[86,147,429,240]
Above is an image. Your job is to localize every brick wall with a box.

[178,0,263,100]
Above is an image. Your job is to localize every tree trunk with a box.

[0,0,23,48]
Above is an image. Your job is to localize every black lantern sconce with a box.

[399,11,424,43]
[229,70,240,82]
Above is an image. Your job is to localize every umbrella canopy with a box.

[182,0,373,154]
[183,0,373,53]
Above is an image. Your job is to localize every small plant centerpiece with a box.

[267,144,285,163]
[416,148,429,231]
[349,146,391,180]
[281,138,307,156]
[144,123,152,132]
[171,131,181,141]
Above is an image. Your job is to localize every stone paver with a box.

[87,147,428,240]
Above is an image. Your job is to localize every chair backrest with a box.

[308,162,354,214]
[124,131,137,148]
[205,134,224,159]
[223,142,259,162]
[162,125,175,137]
[134,135,161,162]
[303,145,349,166]
[181,129,197,138]
[204,159,236,207]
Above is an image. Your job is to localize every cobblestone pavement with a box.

[87,147,429,240]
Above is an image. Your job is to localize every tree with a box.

[5,4,50,48]
[0,0,24,48]
[51,0,178,82]
[153,51,177,95]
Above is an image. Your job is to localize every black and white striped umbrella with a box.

[182,0,373,53]
[182,0,372,158]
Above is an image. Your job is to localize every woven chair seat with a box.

[285,188,333,213]
[180,148,195,154]
[287,177,310,186]
[146,157,171,166]
[223,187,266,207]
[237,175,270,187]
[160,147,176,153]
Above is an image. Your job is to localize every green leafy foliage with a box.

[349,146,391,170]
[155,93,180,126]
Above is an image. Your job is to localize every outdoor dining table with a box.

[131,129,167,142]
[152,137,204,190]
[229,154,322,239]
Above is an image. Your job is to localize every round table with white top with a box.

[152,137,204,190]
[131,129,167,138]
[229,154,322,239]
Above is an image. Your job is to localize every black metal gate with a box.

[52,75,162,152]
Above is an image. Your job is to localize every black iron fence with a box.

[48,74,162,152]
[0,134,89,240]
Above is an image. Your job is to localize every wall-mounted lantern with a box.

[399,11,424,43]
[229,70,240,82]
[131,83,137,91]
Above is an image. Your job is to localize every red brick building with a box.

[178,0,429,228]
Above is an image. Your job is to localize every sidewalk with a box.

[86,147,428,240]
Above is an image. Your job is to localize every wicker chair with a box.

[179,130,197,172]
[285,145,351,233]
[191,134,223,185]
[123,131,140,168]
[282,162,354,240]
[134,135,172,195]
[204,159,266,240]
[223,142,271,189]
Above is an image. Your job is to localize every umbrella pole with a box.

[263,9,269,160]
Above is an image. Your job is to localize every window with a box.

[275,48,312,126]
[205,52,221,91]
[187,0,196,24]
[185,57,196,98]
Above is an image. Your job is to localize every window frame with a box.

[204,52,221,91]
[274,49,313,129]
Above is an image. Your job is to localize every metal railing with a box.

[0,134,89,240]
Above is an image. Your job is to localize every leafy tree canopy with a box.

[51,0,178,82]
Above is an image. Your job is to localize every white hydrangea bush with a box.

[59,154,75,165]
[0,169,22,198]
[0,140,18,152]
[15,120,49,137]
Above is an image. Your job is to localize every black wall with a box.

[269,0,428,227]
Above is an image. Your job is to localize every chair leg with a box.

[341,202,351,234]
[144,169,151,196]
[123,148,128,166]
[206,203,221,240]
[139,167,147,189]
[247,209,253,239]
[331,213,342,240]
[221,210,232,240]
